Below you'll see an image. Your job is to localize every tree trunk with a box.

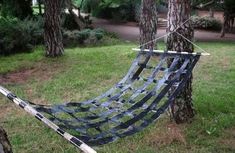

[139,0,158,49]
[44,0,64,57]
[0,127,13,153]
[38,0,42,15]
[68,9,86,30]
[221,13,228,38]
[167,0,195,124]
[66,0,89,30]
[209,8,214,18]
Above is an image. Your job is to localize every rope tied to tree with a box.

[138,16,210,55]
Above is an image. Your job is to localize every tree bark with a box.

[209,8,214,18]
[68,9,86,30]
[44,0,64,57]
[38,0,42,15]
[0,127,13,153]
[221,14,227,38]
[167,0,195,124]
[67,0,90,30]
[139,0,158,49]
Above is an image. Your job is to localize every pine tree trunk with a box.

[38,0,42,15]
[44,0,64,57]
[0,127,13,153]
[65,0,86,30]
[139,0,158,49]
[221,13,230,37]
[209,8,214,18]
[167,0,195,124]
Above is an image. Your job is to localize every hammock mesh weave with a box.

[30,50,200,146]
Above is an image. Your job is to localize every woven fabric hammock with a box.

[34,50,202,145]
[0,49,205,153]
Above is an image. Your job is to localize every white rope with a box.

[138,32,171,48]
[138,16,210,55]
[174,31,209,54]
[138,16,193,48]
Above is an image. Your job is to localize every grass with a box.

[0,42,235,153]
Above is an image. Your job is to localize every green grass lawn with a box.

[0,42,235,153]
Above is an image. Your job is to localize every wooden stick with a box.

[132,48,210,56]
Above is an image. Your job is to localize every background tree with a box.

[65,0,87,30]
[0,0,33,19]
[139,0,158,48]
[38,0,43,16]
[0,127,12,153]
[220,0,235,37]
[192,0,235,37]
[44,0,64,57]
[167,0,195,124]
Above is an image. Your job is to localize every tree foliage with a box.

[0,0,33,19]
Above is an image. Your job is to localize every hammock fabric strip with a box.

[0,50,201,153]
[0,87,97,153]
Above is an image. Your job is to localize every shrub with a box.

[93,28,105,40]
[63,28,106,47]
[0,16,43,55]
[192,16,222,31]
[21,16,44,45]
[91,1,139,22]
[78,29,92,41]
[1,0,33,20]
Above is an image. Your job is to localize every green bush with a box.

[90,0,140,22]
[0,17,43,55]
[63,28,106,47]
[1,0,33,19]
[21,16,44,45]
[192,16,222,31]
[93,28,105,40]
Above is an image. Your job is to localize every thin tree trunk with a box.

[139,0,158,49]
[221,13,227,38]
[65,0,86,30]
[0,127,13,153]
[68,9,86,30]
[44,0,64,57]
[209,8,214,18]
[38,0,42,15]
[167,0,195,124]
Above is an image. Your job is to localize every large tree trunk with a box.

[44,0,64,57]
[0,127,13,153]
[167,0,195,124]
[139,0,158,49]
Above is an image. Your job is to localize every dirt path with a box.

[93,18,235,42]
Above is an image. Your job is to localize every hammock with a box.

[0,48,208,153]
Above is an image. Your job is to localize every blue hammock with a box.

[0,49,204,153]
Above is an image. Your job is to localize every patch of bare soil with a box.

[220,57,231,70]
[219,127,235,150]
[0,68,36,84]
[0,62,61,85]
[145,121,186,148]
[0,105,12,118]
